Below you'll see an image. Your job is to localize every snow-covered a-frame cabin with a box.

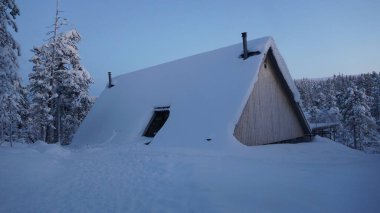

[72,34,310,148]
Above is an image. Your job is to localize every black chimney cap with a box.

[240,32,261,59]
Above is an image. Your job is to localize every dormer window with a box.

[143,106,170,137]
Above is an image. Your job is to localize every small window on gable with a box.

[143,107,170,137]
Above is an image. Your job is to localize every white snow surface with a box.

[72,37,302,148]
[1,137,380,212]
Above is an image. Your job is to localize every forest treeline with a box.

[296,72,380,152]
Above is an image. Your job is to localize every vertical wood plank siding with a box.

[234,55,304,146]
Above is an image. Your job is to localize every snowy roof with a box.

[72,36,304,149]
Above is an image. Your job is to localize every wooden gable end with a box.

[234,50,306,146]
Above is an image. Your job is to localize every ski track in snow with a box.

[1,137,380,213]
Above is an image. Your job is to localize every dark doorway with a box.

[143,109,170,137]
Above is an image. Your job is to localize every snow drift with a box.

[1,137,380,212]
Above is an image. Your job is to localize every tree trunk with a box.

[353,126,357,149]
[56,94,61,144]
[9,99,13,147]
[0,122,3,143]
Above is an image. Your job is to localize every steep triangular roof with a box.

[72,37,309,149]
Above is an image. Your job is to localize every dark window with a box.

[143,109,170,137]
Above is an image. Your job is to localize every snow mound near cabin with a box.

[72,37,301,148]
[1,137,380,213]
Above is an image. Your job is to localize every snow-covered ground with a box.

[1,137,379,213]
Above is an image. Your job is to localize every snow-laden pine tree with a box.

[0,0,24,145]
[341,86,378,149]
[318,79,341,124]
[28,45,55,142]
[370,72,380,123]
[53,30,94,144]
[29,30,93,144]
[297,79,342,125]
[295,78,317,120]
[28,1,93,144]
[295,78,313,111]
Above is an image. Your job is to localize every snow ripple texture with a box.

[1,137,380,213]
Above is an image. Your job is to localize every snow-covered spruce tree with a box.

[341,86,378,150]
[28,45,55,142]
[369,72,380,123]
[318,79,341,124]
[28,1,93,144]
[53,30,94,144]
[29,30,93,144]
[296,79,341,125]
[0,0,25,145]
[295,78,313,111]
[295,78,317,121]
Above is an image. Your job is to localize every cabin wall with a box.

[234,55,305,146]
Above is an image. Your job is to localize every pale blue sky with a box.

[14,0,380,95]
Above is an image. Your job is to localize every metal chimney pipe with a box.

[108,72,114,88]
[241,32,248,60]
